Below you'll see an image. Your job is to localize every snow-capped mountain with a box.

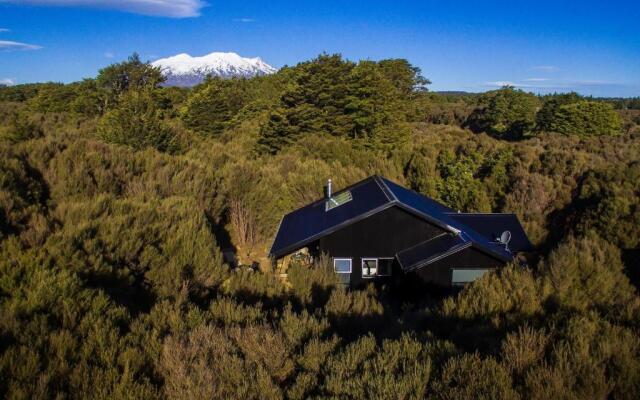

[152,52,277,87]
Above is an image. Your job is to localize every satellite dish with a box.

[500,231,512,245]
[499,230,512,251]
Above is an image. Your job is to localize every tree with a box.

[258,54,419,153]
[535,92,582,132]
[546,100,622,136]
[96,53,165,110]
[180,77,251,136]
[97,90,179,153]
[377,58,431,96]
[466,86,540,139]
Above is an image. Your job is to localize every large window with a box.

[362,258,378,278]
[451,269,491,287]
[333,258,352,274]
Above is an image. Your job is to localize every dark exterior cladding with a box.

[269,175,524,264]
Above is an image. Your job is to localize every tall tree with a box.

[466,86,540,139]
[96,53,165,110]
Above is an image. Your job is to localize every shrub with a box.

[0,112,42,143]
[540,232,640,321]
[432,353,519,400]
[322,334,432,399]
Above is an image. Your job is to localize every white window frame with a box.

[361,258,378,278]
[333,258,352,274]
[377,257,394,276]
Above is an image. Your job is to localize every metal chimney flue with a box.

[326,179,333,198]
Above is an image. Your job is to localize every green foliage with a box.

[180,77,252,136]
[322,334,432,399]
[432,353,519,400]
[522,315,640,400]
[45,195,226,301]
[569,162,640,248]
[258,54,418,153]
[546,100,622,136]
[98,90,179,152]
[541,233,639,320]
[467,87,540,139]
[0,148,47,241]
[0,111,43,143]
[535,92,582,132]
[96,53,164,109]
[442,265,543,324]
[27,82,79,113]
[0,53,639,399]
[0,83,47,102]
[436,149,491,211]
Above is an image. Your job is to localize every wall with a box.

[410,246,504,287]
[317,206,445,286]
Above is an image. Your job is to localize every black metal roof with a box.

[445,213,533,253]
[269,175,527,267]
[396,233,470,272]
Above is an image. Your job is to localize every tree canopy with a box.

[0,53,638,399]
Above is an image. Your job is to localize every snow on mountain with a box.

[152,52,277,87]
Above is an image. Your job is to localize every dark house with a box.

[269,176,532,288]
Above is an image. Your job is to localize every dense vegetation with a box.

[1,53,639,399]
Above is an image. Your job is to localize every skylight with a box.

[325,191,353,211]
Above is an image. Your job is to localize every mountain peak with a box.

[152,51,277,87]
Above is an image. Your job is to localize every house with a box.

[269,175,532,288]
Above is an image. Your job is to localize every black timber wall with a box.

[410,246,504,287]
[317,206,445,286]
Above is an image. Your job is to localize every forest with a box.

[1,53,639,399]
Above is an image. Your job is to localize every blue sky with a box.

[1,0,639,96]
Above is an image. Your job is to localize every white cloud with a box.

[480,78,638,94]
[0,40,42,51]
[0,28,10,33]
[104,51,115,58]
[531,65,558,72]
[0,0,207,18]
[0,78,15,86]
[233,18,255,23]
[572,79,615,86]
[483,81,522,87]
[522,78,550,82]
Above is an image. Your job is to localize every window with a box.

[325,191,353,211]
[362,258,378,278]
[333,258,352,274]
[377,258,393,276]
[451,269,491,287]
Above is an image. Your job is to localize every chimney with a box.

[325,179,333,198]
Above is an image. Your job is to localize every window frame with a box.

[333,258,352,274]
[450,268,493,287]
[325,190,353,211]
[361,258,378,278]
[376,257,394,276]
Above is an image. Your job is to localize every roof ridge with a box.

[373,175,397,202]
